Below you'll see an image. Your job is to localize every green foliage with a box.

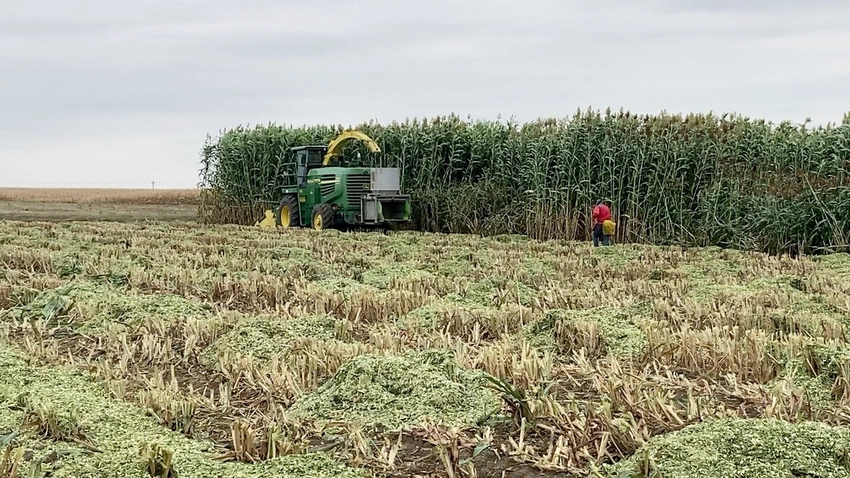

[198,111,850,254]
[285,351,502,431]
[15,393,92,447]
[139,443,177,478]
[481,374,534,426]
[0,345,362,478]
[525,307,648,359]
[815,252,850,279]
[199,314,347,367]
[606,418,850,478]
[463,276,537,307]
[5,280,211,333]
[359,265,434,290]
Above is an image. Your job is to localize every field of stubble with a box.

[1,220,850,478]
[0,188,199,222]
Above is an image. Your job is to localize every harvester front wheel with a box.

[276,196,299,228]
[311,204,335,231]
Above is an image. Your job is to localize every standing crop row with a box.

[198,109,850,254]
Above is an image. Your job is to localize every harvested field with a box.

[1,220,850,477]
[0,189,199,222]
[0,188,200,205]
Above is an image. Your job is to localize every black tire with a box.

[311,203,335,230]
[275,195,300,228]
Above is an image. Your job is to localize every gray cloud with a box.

[1,0,849,187]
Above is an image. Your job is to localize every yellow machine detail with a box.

[322,130,381,166]
[256,210,276,228]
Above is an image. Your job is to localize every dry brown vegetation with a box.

[0,220,849,477]
[0,188,200,223]
[0,188,200,205]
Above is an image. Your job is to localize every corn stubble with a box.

[1,220,850,477]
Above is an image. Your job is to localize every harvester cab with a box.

[257,130,412,231]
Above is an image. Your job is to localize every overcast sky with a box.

[1,0,848,188]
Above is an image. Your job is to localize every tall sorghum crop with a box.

[198,110,850,254]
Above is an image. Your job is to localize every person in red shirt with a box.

[591,199,611,246]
